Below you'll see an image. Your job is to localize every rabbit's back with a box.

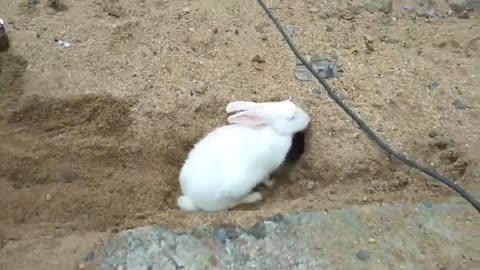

[178,124,291,211]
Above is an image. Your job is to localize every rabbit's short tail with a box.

[177,195,197,211]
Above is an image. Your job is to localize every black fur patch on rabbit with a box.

[284,131,305,164]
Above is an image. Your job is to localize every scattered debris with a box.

[54,38,72,48]
[295,54,338,81]
[251,54,266,71]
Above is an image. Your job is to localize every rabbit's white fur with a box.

[177,99,310,212]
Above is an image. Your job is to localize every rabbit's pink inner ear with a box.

[228,113,265,126]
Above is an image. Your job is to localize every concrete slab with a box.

[92,202,479,270]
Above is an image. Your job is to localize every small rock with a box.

[268,213,285,223]
[109,226,120,233]
[465,37,480,57]
[214,223,239,243]
[246,222,267,239]
[182,7,191,13]
[356,249,371,261]
[309,7,320,13]
[285,24,301,36]
[193,81,208,95]
[55,167,79,183]
[339,11,355,20]
[251,54,266,71]
[434,40,448,48]
[449,1,468,13]
[212,28,218,34]
[433,137,453,150]
[105,6,124,18]
[453,99,469,110]
[325,25,334,32]
[437,264,448,270]
[367,237,376,244]
[45,194,52,201]
[311,88,322,97]
[28,0,40,7]
[428,130,438,138]
[255,23,269,33]
[78,263,86,270]
[0,19,9,53]
[430,81,440,90]
[295,54,337,81]
[381,36,400,44]
[84,251,95,263]
[146,266,153,270]
[421,201,433,209]
[365,0,393,14]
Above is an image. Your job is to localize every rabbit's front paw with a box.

[262,178,275,188]
[240,192,263,204]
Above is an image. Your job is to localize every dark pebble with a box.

[146,266,153,270]
[356,249,370,261]
[84,251,95,263]
[246,222,267,239]
[326,25,334,32]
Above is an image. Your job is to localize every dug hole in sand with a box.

[0,0,479,269]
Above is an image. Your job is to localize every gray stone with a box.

[295,54,338,81]
[356,249,371,261]
[94,202,478,270]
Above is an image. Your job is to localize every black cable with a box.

[256,0,480,213]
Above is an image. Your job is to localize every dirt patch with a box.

[0,0,479,269]
[7,94,134,136]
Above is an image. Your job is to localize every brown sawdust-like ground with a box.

[0,0,479,269]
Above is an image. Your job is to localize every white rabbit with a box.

[176,99,310,212]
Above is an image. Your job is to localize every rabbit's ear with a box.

[226,101,258,113]
[227,111,266,126]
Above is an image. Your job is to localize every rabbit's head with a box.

[225,99,310,135]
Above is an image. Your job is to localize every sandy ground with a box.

[0,0,479,269]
